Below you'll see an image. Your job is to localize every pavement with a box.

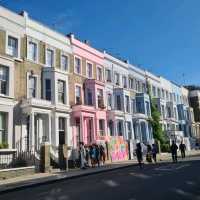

[0,150,200,196]
[0,156,200,200]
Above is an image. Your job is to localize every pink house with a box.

[69,35,107,147]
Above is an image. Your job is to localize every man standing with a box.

[170,140,178,163]
[179,141,186,159]
[152,143,158,163]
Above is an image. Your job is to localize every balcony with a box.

[21,98,53,109]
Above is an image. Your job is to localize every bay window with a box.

[0,66,8,95]
[58,80,65,104]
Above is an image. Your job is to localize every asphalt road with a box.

[1,158,200,200]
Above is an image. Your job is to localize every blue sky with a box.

[1,0,200,85]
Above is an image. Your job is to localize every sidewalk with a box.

[0,160,137,194]
[0,150,200,194]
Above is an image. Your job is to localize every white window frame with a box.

[96,65,103,81]
[57,79,66,104]
[26,72,39,99]
[86,61,93,79]
[74,55,82,75]
[27,37,39,63]
[75,84,82,104]
[60,53,69,72]
[45,46,55,67]
[6,32,20,59]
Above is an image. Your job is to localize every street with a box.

[1,158,200,200]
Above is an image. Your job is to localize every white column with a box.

[30,112,35,150]
[48,113,52,145]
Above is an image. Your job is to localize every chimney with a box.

[67,33,74,39]
[19,10,28,18]
[84,40,90,45]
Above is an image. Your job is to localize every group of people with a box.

[135,143,158,169]
[170,140,186,163]
[135,140,187,168]
[79,142,106,169]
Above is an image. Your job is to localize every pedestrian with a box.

[90,144,96,168]
[79,142,86,169]
[95,145,100,167]
[135,143,143,169]
[170,140,178,163]
[99,144,106,166]
[152,143,158,163]
[146,144,152,163]
[85,145,90,167]
[179,141,186,159]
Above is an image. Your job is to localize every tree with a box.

[147,81,169,151]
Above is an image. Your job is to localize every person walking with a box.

[152,143,158,163]
[179,141,186,159]
[135,143,143,169]
[100,144,106,166]
[170,140,178,163]
[95,145,100,167]
[146,144,152,163]
[79,142,86,169]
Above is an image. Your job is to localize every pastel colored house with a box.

[68,34,107,148]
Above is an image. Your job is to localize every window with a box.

[46,49,54,67]
[129,78,134,89]
[97,67,103,81]
[152,86,156,96]
[7,36,18,57]
[107,93,112,109]
[161,105,165,118]
[142,83,146,93]
[28,41,37,61]
[86,62,93,78]
[115,73,120,85]
[127,122,132,139]
[174,108,177,119]
[0,112,7,145]
[162,89,165,99]
[75,85,81,104]
[166,91,169,100]
[97,89,104,108]
[28,75,36,98]
[116,95,122,110]
[117,120,123,136]
[157,88,161,98]
[145,101,150,116]
[74,57,81,74]
[131,99,136,113]
[99,119,105,136]
[136,101,143,113]
[59,117,65,145]
[86,88,93,106]
[106,69,111,82]
[0,66,8,95]
[170,93,173,102]
[58,80,65,103]
[122,76,127,88]
[61,55,68,71]
[45,79,51,101]
[125,95,130,112]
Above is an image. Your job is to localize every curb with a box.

[0,163,136,195]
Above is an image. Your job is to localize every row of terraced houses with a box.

[0,6,200,163]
